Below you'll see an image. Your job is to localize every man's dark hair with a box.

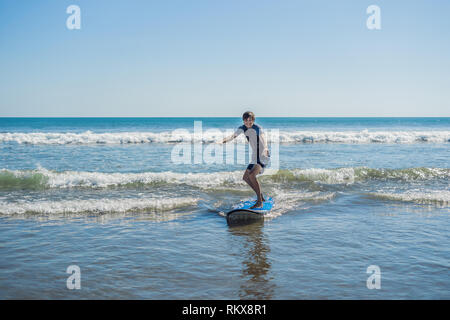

[242,111,255,121]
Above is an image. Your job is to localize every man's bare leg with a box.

[243,170,257,194]
[243,168,265,203]
[248,164,264,209]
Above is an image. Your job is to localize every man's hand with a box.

[222,134,235,144]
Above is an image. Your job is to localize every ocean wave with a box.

[267,190,336,218]
[274,167,450,184]
[1,167,448,190]
[0,197,199,215]
[1,130,449,145]
[278,130,450,144]
[367,191,450,207]
[0,168,245,190]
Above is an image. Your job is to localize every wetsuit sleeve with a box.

[233,126,244,137]
[258,125,264,134]
[258,125,269,156]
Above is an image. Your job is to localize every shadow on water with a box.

[227,220,275,299]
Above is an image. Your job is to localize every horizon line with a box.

[1,116,449,119]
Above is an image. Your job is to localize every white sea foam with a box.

[39,168,246,189]
[0,167,248,190]
[277,130,450,144]
[369,190,450,207]
[0,197,199,215]
[1,130,449,145]
[265,190,336,219]
[289,167,450,184]
[1,167,449,190]
[291,168,357,184]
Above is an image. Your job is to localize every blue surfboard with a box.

[226,197,274,222]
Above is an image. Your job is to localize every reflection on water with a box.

[227,220,275,299]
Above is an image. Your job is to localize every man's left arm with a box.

[261,132,270,157]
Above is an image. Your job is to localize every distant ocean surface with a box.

[0,117,449,299]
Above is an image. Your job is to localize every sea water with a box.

[0,117,448,299]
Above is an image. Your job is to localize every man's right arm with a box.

[222,133,237,144]
[222,127,243,144]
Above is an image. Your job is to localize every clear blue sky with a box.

[1,0,449,117]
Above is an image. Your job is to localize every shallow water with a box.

[0,118,449,299]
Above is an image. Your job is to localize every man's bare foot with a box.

[250,201,263,209]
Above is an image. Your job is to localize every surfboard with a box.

[226,197,274,222]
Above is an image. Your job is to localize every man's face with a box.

[243,117,254,128]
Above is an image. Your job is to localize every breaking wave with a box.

[1,130,449,145]
[0,197,199,215]
[367,191,450,207]
[0,167,448,190]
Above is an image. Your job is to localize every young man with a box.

[222,111,270,209]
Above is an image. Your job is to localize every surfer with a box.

[222,111,270,209]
